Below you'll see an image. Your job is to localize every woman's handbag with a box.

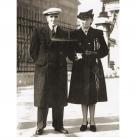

[93,38,104,93]
[93,59,104,92]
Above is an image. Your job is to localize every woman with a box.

[68,9,109,132]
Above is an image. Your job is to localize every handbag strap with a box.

[94,38,99,63]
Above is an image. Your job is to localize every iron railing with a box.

[17,2,75,72]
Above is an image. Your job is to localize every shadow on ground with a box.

[17,116,119,137]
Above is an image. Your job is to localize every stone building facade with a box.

[95,0,119,77]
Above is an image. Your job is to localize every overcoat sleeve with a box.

[66,30,77,62]
[30,28,40,62]
[96,30,109,58]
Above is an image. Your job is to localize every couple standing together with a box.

[30,7,109,135]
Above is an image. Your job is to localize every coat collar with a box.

[78,27,95,41]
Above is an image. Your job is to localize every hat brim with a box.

[43,12,60,16]
[77,14,94,20]
[42,8,62,16]
[77,9,94,20]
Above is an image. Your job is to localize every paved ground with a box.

[17,78,119,137]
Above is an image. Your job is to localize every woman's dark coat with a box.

[30,26,72,108]
[68,27,109,105]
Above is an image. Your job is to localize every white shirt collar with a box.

[48,24,57,32]
[81,27,90,35]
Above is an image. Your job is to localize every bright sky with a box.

[78,0,102,17]
[78,0,103,27]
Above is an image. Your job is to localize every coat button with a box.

[59,51,63,55]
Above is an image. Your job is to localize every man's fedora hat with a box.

[77,9,94,20]
[42,8,62,16]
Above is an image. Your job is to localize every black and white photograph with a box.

[3,0,137,139]
[16,0,120,137]
[2,0,137,139]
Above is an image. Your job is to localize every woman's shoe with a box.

[80,122,88,131]
[90,125,96,132]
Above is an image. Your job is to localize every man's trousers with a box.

[37,106,64,130]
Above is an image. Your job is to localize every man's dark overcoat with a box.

[30,26,72,108]
[68,27,109,105]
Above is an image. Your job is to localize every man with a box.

[30,8,70,135]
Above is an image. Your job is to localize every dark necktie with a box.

[51,27,55,37]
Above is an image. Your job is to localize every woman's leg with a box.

[81,104,88,125]
[89,104,96,125]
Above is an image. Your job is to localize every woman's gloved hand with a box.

[75,53,82,60]
[85,50,97,56]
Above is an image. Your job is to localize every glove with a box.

[76,53,82,60]
[85,50,97,57]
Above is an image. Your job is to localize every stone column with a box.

[95,2,111,70]
[96,21,111,70]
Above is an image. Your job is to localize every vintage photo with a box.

[17,0,119,137]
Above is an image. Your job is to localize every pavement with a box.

[17,78,119,137]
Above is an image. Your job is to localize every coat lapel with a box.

[87,27,95,42]
[78,27,95,42]
[41,25,51,44]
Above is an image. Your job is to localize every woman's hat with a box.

[77,9,94,20]
[42,8,62,16]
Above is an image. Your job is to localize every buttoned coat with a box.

[68,27,109,104]
[30,25,72,108]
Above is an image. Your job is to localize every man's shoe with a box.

[90,125,96,132]
[35,128,43,135]
[55,127,68,134]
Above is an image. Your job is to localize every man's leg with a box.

[36,106,49,135]
[52,106,63,129]
[52,106,68,134]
